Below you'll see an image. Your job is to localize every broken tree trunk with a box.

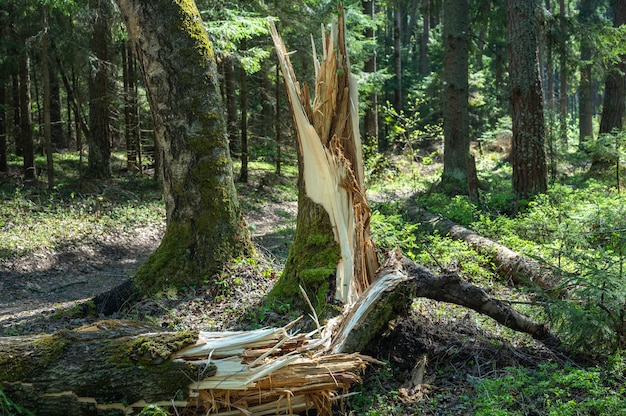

[269,10,379,309]
[1,319,373,416]
[405,200,561,294]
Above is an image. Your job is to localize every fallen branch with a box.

[334,251,560,353]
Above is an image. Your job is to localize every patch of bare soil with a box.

[0,225,164,335]
[0,200,299,336]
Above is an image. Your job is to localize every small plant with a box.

[0,388,34,416]
[138,404,169,416]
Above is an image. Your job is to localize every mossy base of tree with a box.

[269,196,341,320]
[134,219,251,294]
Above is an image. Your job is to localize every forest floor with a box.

[0,155,619,415]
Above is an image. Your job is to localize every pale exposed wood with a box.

[270,10,379,305]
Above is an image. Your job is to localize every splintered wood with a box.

[172,321,372,415]
[270,8,379,306]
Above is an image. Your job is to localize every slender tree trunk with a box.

[275,54,282,175]
[363,0,379,146]
[593,0,626,170]
[122,40,136,172]
[19,47,36,182]
[393,4,402,111]
[12,72,21,157]
[598,0,626,135]
[86,0,112,178]
[507,0,547,198]
[116,0,253,292]
[41,5,54,189]
[578,0,594,148]
[420,0,431,76]
[441,0,470,194]
[50,59,64,149]
[240,39,249,183]
[224,56,239,157]
[0,81,6,172]
[558,0,568,144]
[545,0,554,112]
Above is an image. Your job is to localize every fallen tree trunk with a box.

[405,201,561,294]
[1,319,373,416]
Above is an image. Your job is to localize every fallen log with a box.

[1,319,374,416]
[405,201,561,294]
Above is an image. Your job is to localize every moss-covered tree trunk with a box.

[0,321,204,416]
[507,0,547,198]
[116,0,253,292]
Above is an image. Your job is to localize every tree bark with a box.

[507,0,547,198]
[19,46,36,182]
[86,0,112,179]
[578,0,594,148]
[224,56,240,158]
[1,321,204,416]
[420,0,431,76]
[441,0,470,194]
[240,39,249,183]
[0,80,6,172]
[594,0,626,169]
[558,0,568,144]
[116,0,253,292]
[269,10,379,310]
[41,5,54,190]
[333,252,559,353]
[393,5,403,111]
[362,0,379,146]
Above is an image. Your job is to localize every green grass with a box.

[0,152,164,261]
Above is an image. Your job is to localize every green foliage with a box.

[419,194,479,225]
[369,209,418,253]
[138,404,169,416]
[0,388,34,416]
[471,364,626,416]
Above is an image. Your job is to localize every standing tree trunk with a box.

[595,0,626,158]
[362,0,379,146]
[420,0,431,76]
[393,4,403,111]
[116,0,253,293]
[558,0,568,144]
[240,39,249,183]
[41,5,54,189]
[50,60,64,149]
[0,81,6,172]
[269,9,379,312]
[224,56,239,158]
[19,46,36,182]
[441,0,470,195]
[599,1,626,134]
[86,0,112,179]
[507,0,547,198]
[578,0,594,148]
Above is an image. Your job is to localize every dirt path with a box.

[0,201,297,335]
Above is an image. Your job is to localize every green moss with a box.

[0,333,68,382]
[270,199,341,319]
[109,331,198,367]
